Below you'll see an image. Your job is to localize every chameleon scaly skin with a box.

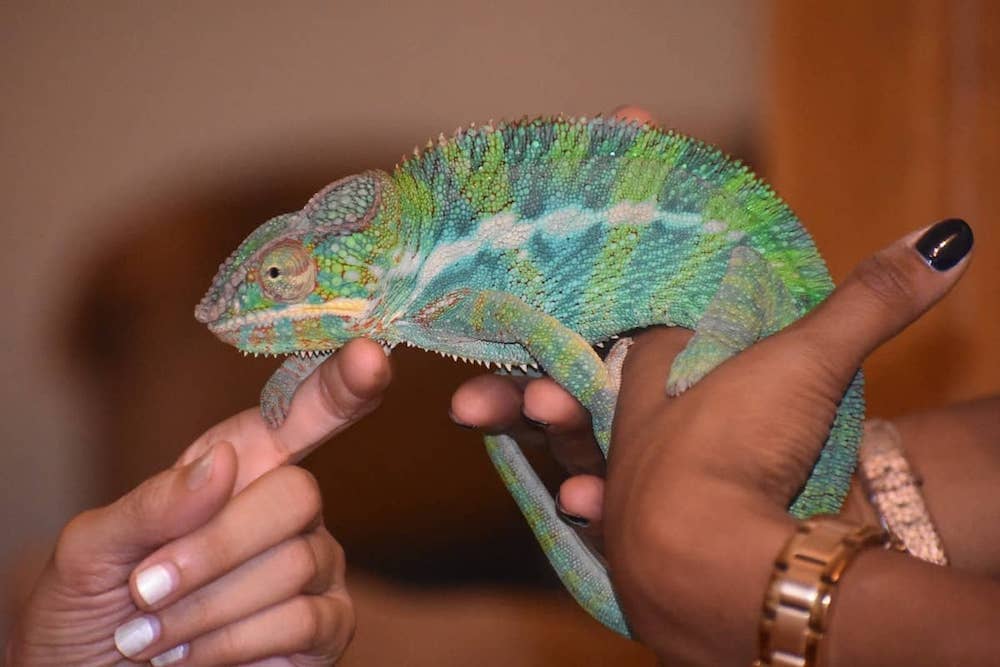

[195,117,864,637]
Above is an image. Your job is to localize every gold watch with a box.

[755,516,887,667]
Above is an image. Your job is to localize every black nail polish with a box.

[915,218,973,271]
[521,410,550,428]
[555,494,590,528]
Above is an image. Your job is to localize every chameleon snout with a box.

[194,293,225,325]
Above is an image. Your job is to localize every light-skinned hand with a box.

[7,338,390,666]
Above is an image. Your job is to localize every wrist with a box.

[756,516,887,667]
[821,536,1000,667]
[608,479,798,665]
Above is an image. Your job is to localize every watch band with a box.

[755,516,887,667]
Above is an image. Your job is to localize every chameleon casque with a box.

[195,116,864,637]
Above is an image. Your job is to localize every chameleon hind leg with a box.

[438,290,627,633]
[665,245,863,515]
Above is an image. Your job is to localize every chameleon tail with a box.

[483,434,631,637]
[789,370,865,517]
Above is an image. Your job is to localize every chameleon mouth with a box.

[206,299,371,335]
[291,349,335,359]
[234,348,336,359]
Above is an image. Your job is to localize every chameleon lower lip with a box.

[208,299,370,335]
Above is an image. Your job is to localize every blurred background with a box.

[1,1,996,664]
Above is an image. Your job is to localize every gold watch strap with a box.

[755,516,887,667]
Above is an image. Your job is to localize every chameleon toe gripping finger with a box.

[260,352,332,428]
[196,117,866,637]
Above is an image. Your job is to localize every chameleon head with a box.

[195,170,394,355]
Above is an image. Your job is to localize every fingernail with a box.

[135,562,177,606]
[448,410,475,429]
[185,444,216,491]
[114,615,160,657]
[521,410,550,428]
[151,643,189,666]
[555,493,589,528]
[915,218,973,271]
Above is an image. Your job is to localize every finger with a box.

[126,466,323,613]
[182,338,391,490]
[124,526,343,664]
[450,373,527,432]
[450,373,548,447]
[181,590,354,666]
[522,378,603,475]
[450,374,603,474]
[557,474,606,522]
[771,219,974,393]
[557,475,606,554]
[276,337,392,458]
[612,105,656,125]
[55,443,238,582]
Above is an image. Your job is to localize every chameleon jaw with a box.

[207,298,372,335]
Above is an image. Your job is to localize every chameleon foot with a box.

[259,352,332,428]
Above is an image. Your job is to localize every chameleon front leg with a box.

[450,290,619,453]
[260,352,333,428]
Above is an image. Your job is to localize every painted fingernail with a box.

[448,410,475,429]
[151,643,189,666]
[135,562,178,606]
[915,218,973,271]
[185,444,216,491]
[555,493,589,528]
[521,410,550,428]
[114,615,160,657]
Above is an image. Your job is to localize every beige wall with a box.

[0,0,762,647]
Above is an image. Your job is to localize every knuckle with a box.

[327,592,357,657]
[122,475,173,528]
[274,466,323,521]
[286,535,321,585]
[210,622,243,663]
[287,596,322,648]
[179,589,215,633]
[188,531,237,582]
[296,594,355,659]
[53,511,92,562]
[327,533,347,574]
[851,251,920,312]
[770,340,853,405]
[52,511,101,588]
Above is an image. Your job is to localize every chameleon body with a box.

[195,117,864,637]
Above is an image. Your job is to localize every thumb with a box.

[55,442,238,584]
[776,218,973,391]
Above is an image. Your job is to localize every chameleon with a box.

[195,116,864,637]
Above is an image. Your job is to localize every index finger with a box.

[180,338,391,492]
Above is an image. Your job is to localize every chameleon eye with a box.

[257,240,315,302]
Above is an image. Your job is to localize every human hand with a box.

[450,213,975,664]
[7,338,390,666]
[599,219,973,664]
